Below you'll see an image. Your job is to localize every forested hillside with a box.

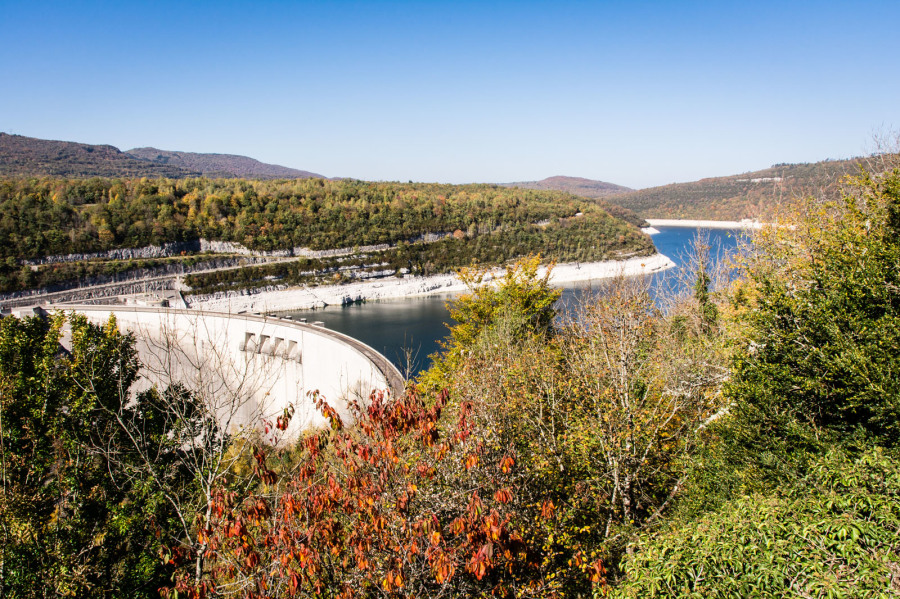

[0,176,653,294]
[0,133,199,178]
[0,177,645,259]
[0,134,323,179]
[126,148,324,179]
[604,157,867,219]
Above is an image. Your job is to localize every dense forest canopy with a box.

[0,177,648,260]
[5,132,892,226]
[181,211,653,296]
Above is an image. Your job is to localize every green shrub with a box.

[615,448,900,598]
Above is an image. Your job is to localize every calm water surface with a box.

[279,226,744,375]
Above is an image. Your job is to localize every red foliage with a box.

[186,387,541,597]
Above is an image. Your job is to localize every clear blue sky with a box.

[2,0,898,188]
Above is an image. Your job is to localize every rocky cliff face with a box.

[25,237,435,265]
[24,241,204,265]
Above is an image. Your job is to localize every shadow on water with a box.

[279,294,455,378]
[277,227,745,377]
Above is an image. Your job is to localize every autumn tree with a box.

[177,387,573,598]
[424,257,728,586]
[559,276,725,541]
[421,255,560,392]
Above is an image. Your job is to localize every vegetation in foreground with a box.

[1,166,899,597]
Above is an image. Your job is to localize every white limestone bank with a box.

[645,218,762,230]
[187,253,676,314]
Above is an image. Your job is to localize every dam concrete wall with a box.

[57,305,404,440]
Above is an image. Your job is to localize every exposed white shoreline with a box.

[646,218,762,230]
[187,253,676,314]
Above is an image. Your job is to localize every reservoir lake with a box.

[278,226,743,376]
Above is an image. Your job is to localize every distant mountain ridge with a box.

[502,175,633,198]
[0,133,199,178]
[127,147,324,179]
[0,133,324,179]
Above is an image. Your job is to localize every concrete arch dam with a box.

[61,305,404,440]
